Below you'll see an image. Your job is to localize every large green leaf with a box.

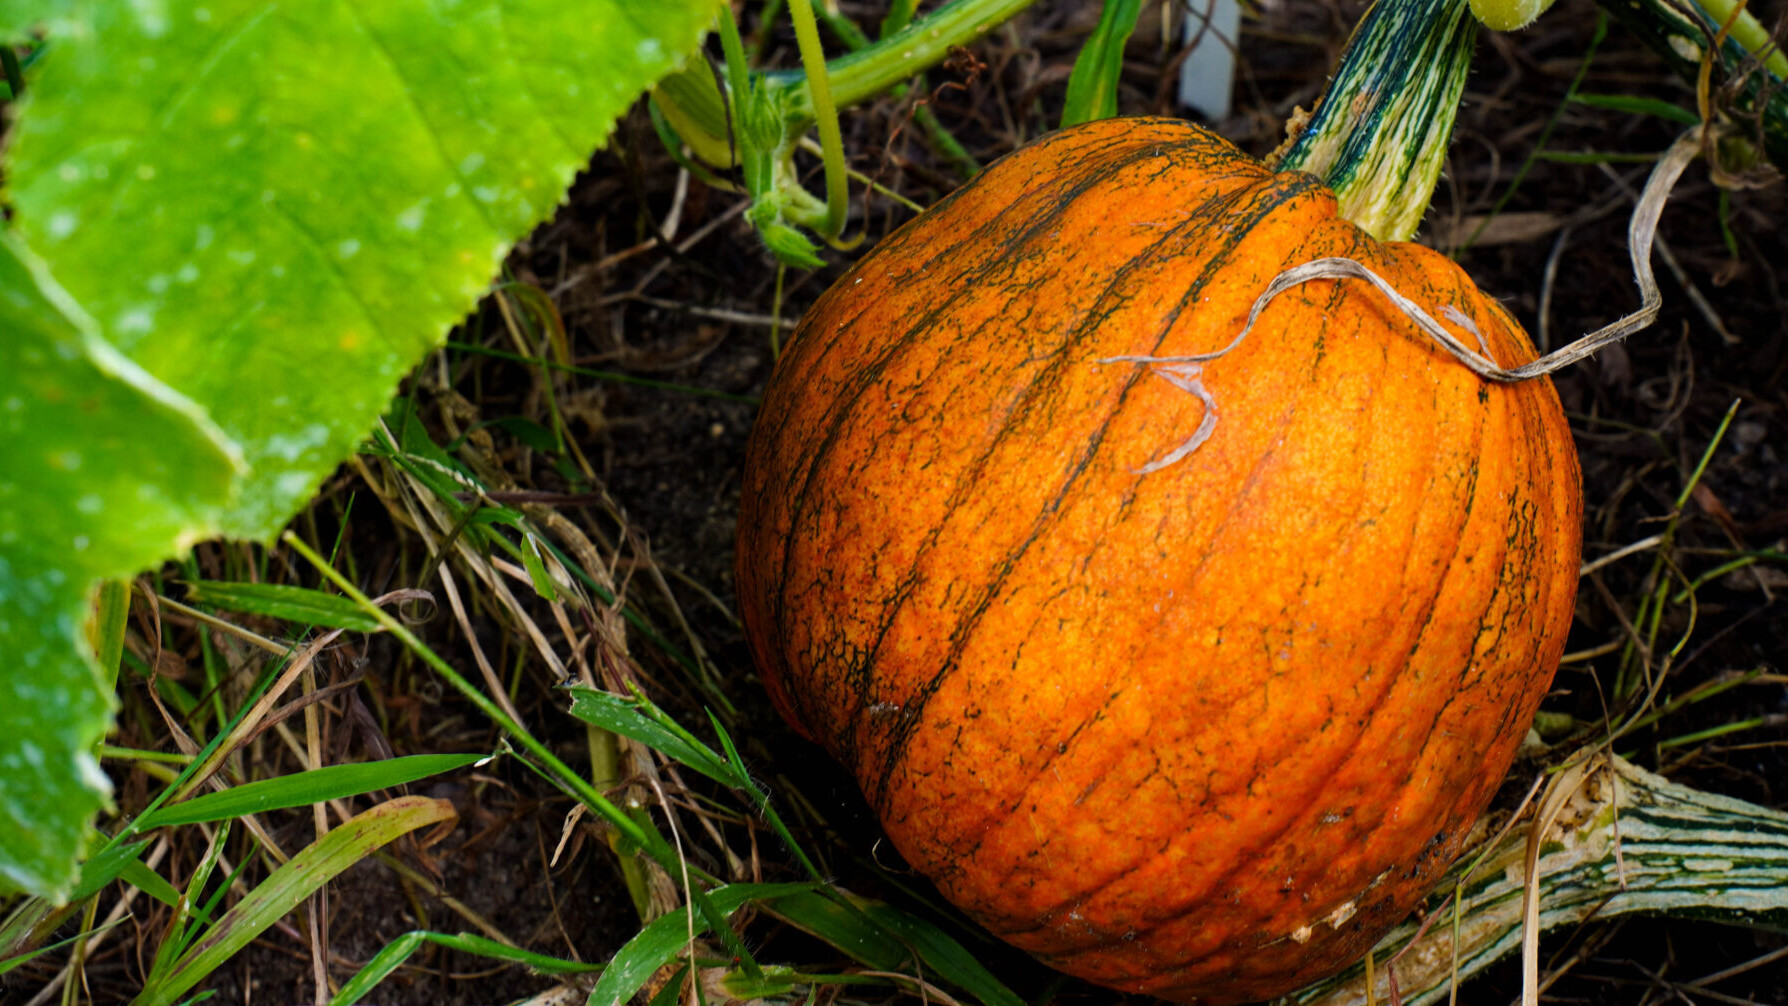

[0,233,241,897]
[7,0,718,536]
[0,0,720,900]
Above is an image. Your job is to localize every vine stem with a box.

[1128,123,1699,379]
[784,0,850,241]
[769,0,1042,117]
[1678,0,1788,78]
[1591,0,1788,166]
[1274,126,1699,383]
[1290,753,1788,1006]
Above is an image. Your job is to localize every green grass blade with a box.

[565,688,738,788]
[646,964,691,1006]
[132,796,457,1006]
[760,889,910,971]
[118,857,183,911]
[135,753,486,830]
[1570,91,1699,123]
[764,890,1024,1006]
[858,900,1024,1006]
[146,821,232,988]
[1060,0,1144,127]
[331,930,604,1005]
[90,579,131,691]
[706,710,827,883]
[588,883,817,1005]
[184,580,386,632]
[68,837,154,903]
[0,917,129,977]
[470,510,561,601]
[1532,150,1660,164]
[330,931,433,1005]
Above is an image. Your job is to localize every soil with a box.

[10,0,1787,1003]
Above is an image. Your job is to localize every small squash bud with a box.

[1467,0,1557,31]
[737,81,786,158]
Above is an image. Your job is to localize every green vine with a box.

[652,0,1041,265]
[785,0,852,243]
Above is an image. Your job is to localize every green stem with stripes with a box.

[1274,0,1480,242]
[1289,755,1788,1006]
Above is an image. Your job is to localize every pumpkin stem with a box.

[1273,0,1479,242]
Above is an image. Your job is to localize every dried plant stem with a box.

[1519,758,1595,1006]
[1123,126,1701,392]
[1266,128,1699,382]
[1106,128,1699,470]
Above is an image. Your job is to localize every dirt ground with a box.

[12,0,1786,1003]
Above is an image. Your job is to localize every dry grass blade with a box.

[1519,758,1596,1006]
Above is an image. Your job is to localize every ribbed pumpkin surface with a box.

[736,117,1582,1003]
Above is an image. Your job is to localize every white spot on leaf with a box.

[116,308,155,336]
[129,0,169,36]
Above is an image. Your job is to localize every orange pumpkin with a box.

[736,117,1581,1003]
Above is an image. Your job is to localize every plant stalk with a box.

[659,0,1041,162]
[784,0,851,240]
[1590,0,1788,168]
[769,0,1042,119]
[1289,754,1788,1005]
[1274,0,1480,242]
